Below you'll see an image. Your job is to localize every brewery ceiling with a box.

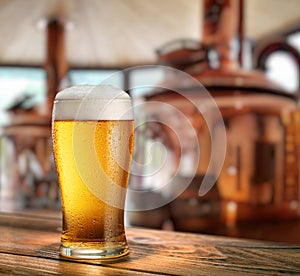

[0,0,299,68]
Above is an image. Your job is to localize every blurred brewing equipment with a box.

[129,0,300,231]
[0,19,67,210]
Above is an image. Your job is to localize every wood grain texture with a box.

[0,213,299,275]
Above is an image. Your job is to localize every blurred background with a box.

[0,0,300,244]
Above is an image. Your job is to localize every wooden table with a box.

[0,212,299,275]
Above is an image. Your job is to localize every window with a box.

[288,31,300,52]
[266,51,298,92]
[69,69,124,89]
[264,31,300,93]
[129,67,165,98]
[0,67,46,126]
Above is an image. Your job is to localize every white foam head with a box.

[53,85,133,121]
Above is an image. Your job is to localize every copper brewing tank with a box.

[130,0,300,230]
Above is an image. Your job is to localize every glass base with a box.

[59,244,129,259]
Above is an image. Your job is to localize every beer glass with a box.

[52,85,134,259]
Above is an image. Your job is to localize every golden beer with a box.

[52,85,134,259]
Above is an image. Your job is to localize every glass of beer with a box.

[52,85,134,259]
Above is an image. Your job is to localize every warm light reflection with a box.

[226,201,237,228]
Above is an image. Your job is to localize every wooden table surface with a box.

[0,212,299,275]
